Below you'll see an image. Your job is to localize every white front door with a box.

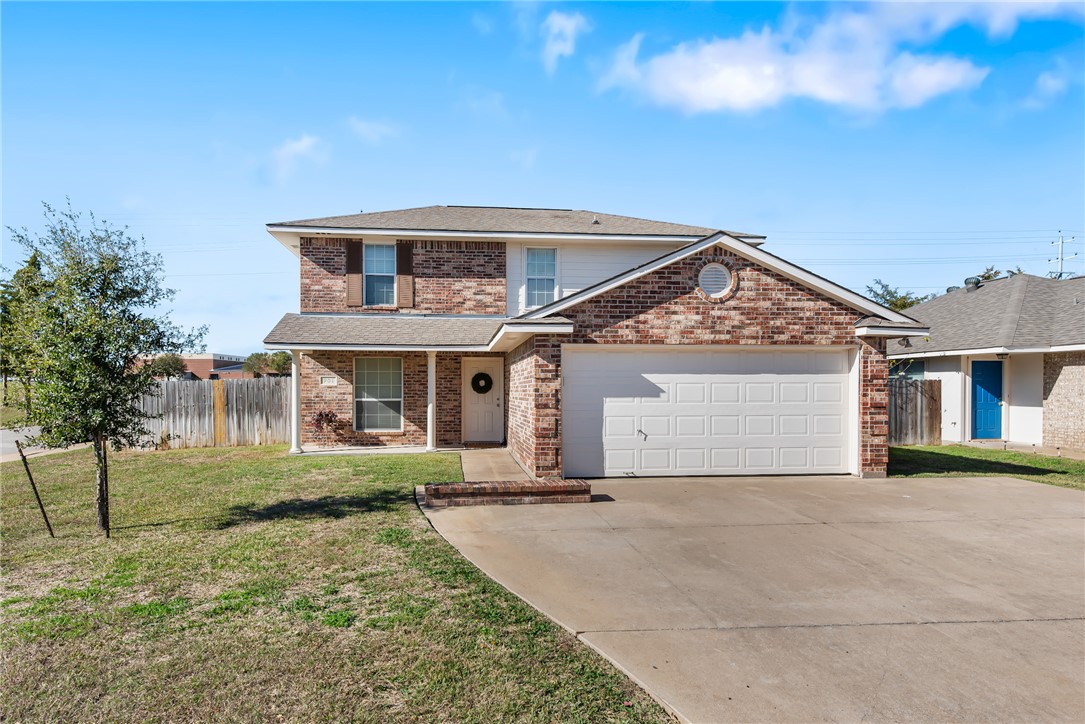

[462,357,504,443]
[563,347,854,478]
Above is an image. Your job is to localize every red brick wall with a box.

[1043,351,1085,450]
[514,250,888,478]
[505,339,536,473]
[299,237,505,314]
[412,240,506,314]
[299,350,502,448]
[299,238,349,313]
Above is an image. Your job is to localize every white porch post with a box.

[289,349,303,454]
[427,351,437,451]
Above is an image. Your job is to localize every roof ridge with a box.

[998,274,1030,348]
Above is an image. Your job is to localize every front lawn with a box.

[889,444,1085,491]
[1,446,666,722]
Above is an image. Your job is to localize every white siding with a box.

[507,241,681,315]
[1007,353,1044,445]
[925,357,964,442]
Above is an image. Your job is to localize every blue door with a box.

[972,361,1003,439]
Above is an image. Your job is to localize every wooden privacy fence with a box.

[888,378,942,446]
[139,378,290,448]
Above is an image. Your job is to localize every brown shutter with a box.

[346,241,363,307]
[395,240,414,308]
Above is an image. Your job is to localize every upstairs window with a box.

[364,243,396,306]
[525,247,557,308]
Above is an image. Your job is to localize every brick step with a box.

[421,479,591,507]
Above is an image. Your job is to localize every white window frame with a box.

[524,246,559,310]
[353,357,404,432]
[363,242,397,307]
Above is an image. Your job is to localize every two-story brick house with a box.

[264,206,927,479]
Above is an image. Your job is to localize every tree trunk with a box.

[93,434,110,538]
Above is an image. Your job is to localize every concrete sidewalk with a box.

[424,475,1085,722]
[458,447,531,482]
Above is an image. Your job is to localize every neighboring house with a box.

[263,206,927,478]
[888,274,1085,451]
[143,353,253,380]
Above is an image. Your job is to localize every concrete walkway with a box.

[423,475,1085,723]
[459,447,531,482]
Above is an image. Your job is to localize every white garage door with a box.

[563,347,853,478]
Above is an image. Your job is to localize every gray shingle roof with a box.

[264,314,569,348]
[269,205,758,239]
[902,274,1085,353]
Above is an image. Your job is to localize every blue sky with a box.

[3,1,1083,354]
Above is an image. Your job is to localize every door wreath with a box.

[471,372,494,394]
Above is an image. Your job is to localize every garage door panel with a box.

[745,448,776,468]
[744,383,775,403]
[676,415,707,436]
[675,448,707,470]
[640,449,672,470]
[710,448,742,469]
[563,348,852,477]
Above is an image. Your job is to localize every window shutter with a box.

[346,241,363,307]
[395,240,414,308]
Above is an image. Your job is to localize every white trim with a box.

[523,246,560,310]
[289,350,302,454]
[560,342,859,352]
[887,342,1085,360]
[268,227,726,257]
[265,322,575,353]
[426,351,436,451]
[523,232,919,324]
[362,241,396,307]
[856,326,930,337]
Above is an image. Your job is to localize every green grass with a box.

[1,380,26,428]
[889,444,1085,491]
[1,446,666,722]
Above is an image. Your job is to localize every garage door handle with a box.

[637,429,647,440]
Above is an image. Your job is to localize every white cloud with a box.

[270,134,323,184]
[347,117,398,144]
[541,10,590,74]
[1023,62,1073,109]
[600,1,1080,113]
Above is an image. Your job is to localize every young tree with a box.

[0,253,46,400]
[865,279,935,311]
[242,352,270,377]
[268,351,292,376]
[147,352,187,379]
[5,202,206,537]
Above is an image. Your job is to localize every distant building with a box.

[142,353,254,380]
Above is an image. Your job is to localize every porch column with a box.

[426,351,437,451]
[289,349,303,454]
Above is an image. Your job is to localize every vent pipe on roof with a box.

[964,276,982,291]
[592,215,600,225]
[946,285,961,293]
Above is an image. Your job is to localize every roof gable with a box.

[520,232,921,325]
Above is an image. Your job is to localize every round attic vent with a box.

[698,262,733,298]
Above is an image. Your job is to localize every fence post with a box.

[213,380,227,447]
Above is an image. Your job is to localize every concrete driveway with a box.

[424,475,1085,722]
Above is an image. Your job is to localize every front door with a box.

[971,360,1003,439]
[462,357,504,443]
